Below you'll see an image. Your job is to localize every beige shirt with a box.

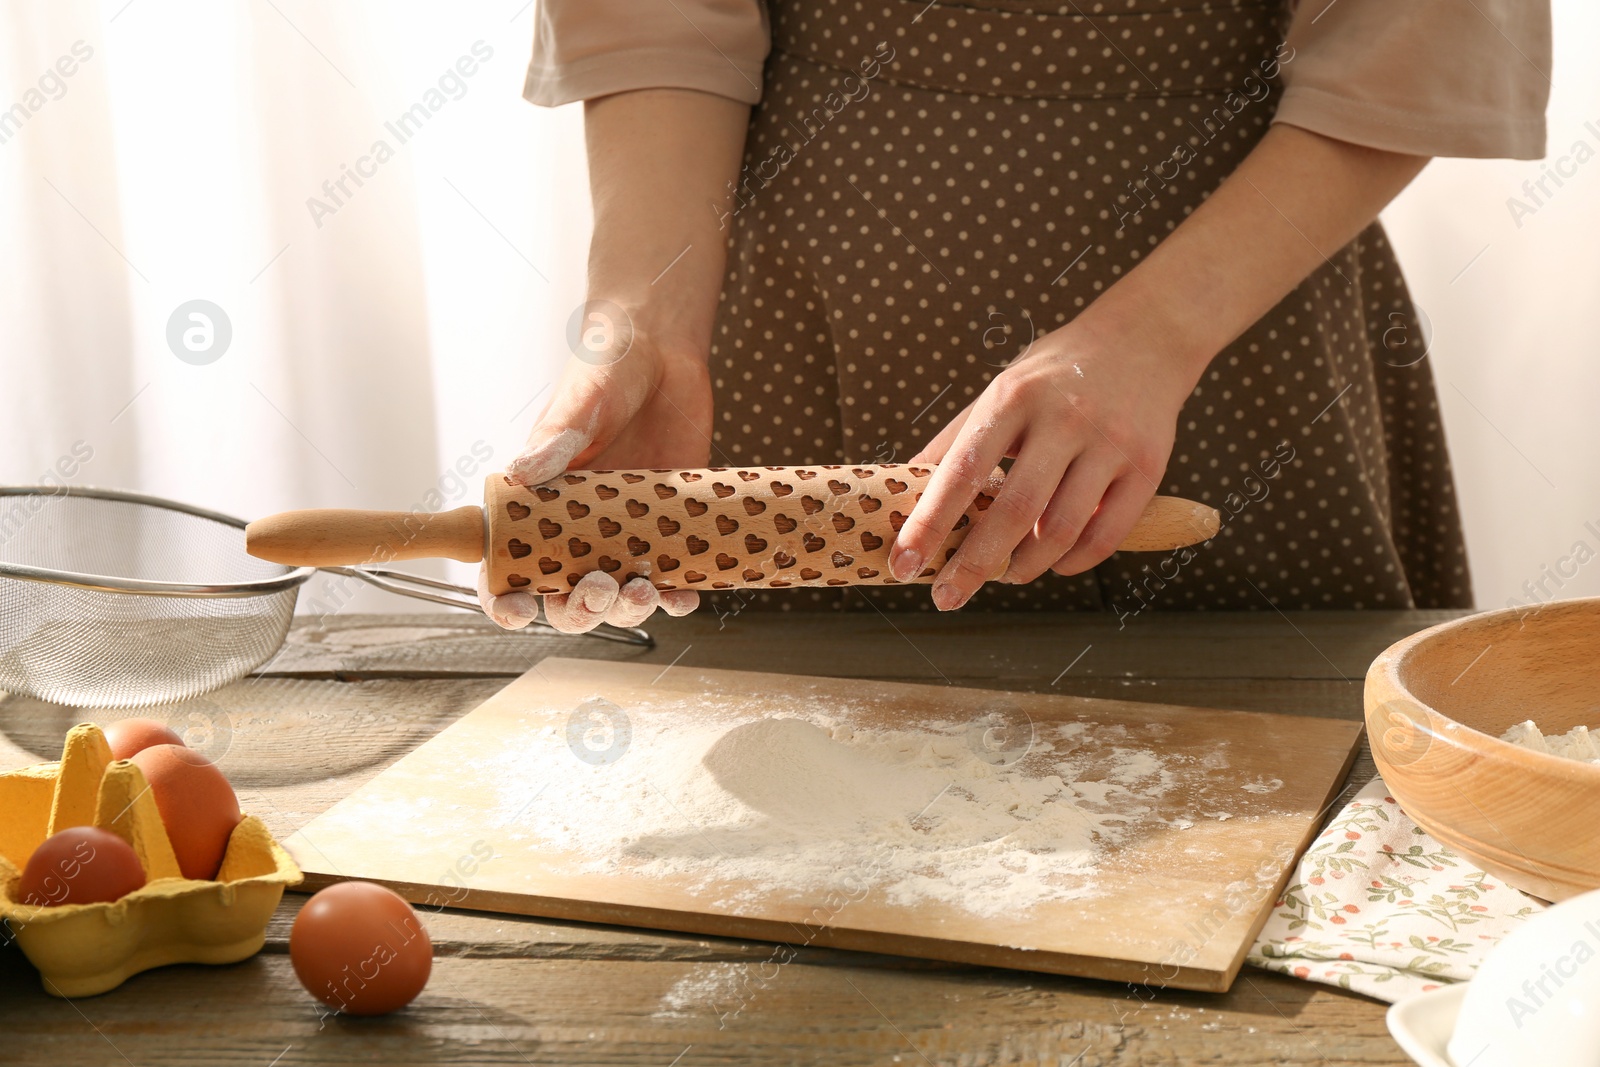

[524,0,1549,159]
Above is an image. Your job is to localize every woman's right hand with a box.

[479,314,713,632]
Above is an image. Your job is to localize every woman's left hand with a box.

[887,320,1202,609]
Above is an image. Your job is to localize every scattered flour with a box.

[1500,720,1600,763]
[472,696,1205,919]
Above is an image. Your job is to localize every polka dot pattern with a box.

[706,0,1472,614]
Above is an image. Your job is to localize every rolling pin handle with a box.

[245,506,486,567]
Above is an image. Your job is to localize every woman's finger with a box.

[657,589,701,617]
[477,566,539,630]
[1049,474,1158,576]
[1002,452,1122,583]
[906,399,974,465]
[604,577,660,628]
[930,442,1074,609]
[889,398,1019,589]
[543,570,621,633]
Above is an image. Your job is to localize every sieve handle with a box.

[245,506,485,567]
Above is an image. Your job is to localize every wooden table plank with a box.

[0,611,1463,1065]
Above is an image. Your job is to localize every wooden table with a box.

[0,609,1460,1065]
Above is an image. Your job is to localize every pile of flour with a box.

[1501,719,1600,763]
[484,696,1189,918]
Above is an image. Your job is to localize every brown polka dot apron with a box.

[707,0,1473,614]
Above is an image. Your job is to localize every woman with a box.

[481,0,1550,633]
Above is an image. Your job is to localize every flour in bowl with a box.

[1500,720,1600,763]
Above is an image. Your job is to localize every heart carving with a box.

[743,498,766,516]
[712,581,735,589]
[712,482,736,498]
[858,495,882,514]
[657,516,681,537]
[889,510,909,532]
[771,482,794,497]
[954,515,971,530]
[562,474,587,485]
[832,513,855,533]
[802,533,826,553]
[537,517,562,540]
[860,532,883,551]
[537,586,560,594]
[772,550,796,568]
[744,534,768,554]
[595,485,619,500]
[908,467,931,477]
[852,468,874,479]
[885,478,908,494]
[774,514,798,534]
[626,499,649,518]
[507,501,532,520]
[679,472,703,482]
[627,535,650,556]
[598,517,623,537]
[715,515,739,535]
[737,470,760,481]
[831,551,854,568]
[742,568,764,581]
[795,469,817,480]
[827,578,849,586]
[685,499,709,517]
[621,472,646,483]
[653,484,677,500]
[657,554,680,572]
[770,580,792,588]
[715,552,739,571]
[828,479,851,496]
[508,538,532,559]
[566,500,590,519]
[537,558,561,575]
[568,537,592,558]
[508,573,532,587]
[684,570,707,583]
[535,487,561,503]
[800,567,823,580]
[686,535,710,555]
[800,495,824,515]
[597,556,622,573]
[857,567,880,579]
[974,492,994,512]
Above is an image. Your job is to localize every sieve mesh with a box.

[0,489,309,708]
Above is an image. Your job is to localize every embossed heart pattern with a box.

[247,467,1220,596]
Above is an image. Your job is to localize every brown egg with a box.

[18,826,146,906]
[102,718,185,761]
[129,745,241,881]
[290,881,432,1016]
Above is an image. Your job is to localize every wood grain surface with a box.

[284,658,1363,991]
[0,609,1463,1066]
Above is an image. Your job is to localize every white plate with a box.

[1386,983,1466,1067]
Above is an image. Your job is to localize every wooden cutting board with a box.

[284,657,1362,992]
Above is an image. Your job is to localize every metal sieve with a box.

[0,486,649,709]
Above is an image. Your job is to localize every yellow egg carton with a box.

[0,723,302,997]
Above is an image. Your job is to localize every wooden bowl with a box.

[1365,597,1600,902]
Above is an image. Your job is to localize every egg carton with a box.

[0,723,302,997]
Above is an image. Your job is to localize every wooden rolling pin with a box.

[247,465,1220,596]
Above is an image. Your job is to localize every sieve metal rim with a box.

[0,485,316,599]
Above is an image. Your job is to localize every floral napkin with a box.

[1247,778,1545,1002]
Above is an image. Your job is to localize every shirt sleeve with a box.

[523,0,770,107]
[1271,0,1551,160]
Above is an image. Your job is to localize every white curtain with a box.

[1,0,1595,613]
[0,0,588,611]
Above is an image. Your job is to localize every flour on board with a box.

[481,695,1210,919]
